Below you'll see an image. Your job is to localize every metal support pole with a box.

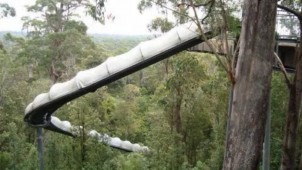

[263,89,271,170]
[37,127,44,170]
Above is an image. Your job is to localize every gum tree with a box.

[223,0,277,169]
[274,0,302,169]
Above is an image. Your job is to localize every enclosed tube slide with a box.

[24,22,210,152]
[49,116,149,152]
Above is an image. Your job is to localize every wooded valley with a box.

[1,0,302,169]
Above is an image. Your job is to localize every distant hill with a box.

[0,31,152,41]
[89,33,153,55]
[90,33,152,41]
[0,31,26,39]
[0,31,154,55]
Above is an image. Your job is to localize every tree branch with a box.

[150,0,230,76]
[150,0,195,21]
[189,0,230,75]
[232,36,240,77]
[218,0,236,84]
[277,4,302,20]
[176,0,215,24]
[177,0,212,8]
[274,52,292,88]
[201,0,215,24]
[219,0,230,61]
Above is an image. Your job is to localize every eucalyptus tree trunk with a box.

[223,0,276,169]
[281,22,302,170]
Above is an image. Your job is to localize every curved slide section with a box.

[24,22,210,152]
[49,116,148,152]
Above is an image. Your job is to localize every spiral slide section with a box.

[24,22,210,152]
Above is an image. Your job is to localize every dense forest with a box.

[0,0,302,169]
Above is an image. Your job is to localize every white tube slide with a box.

[24,22,209,152]
[50,116,148,152]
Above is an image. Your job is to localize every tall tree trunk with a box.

[223,0,276,169]
[174,87,182,134]
[281,22,302,170]
[165,59,169,74]
[300,152,302,170]
[50,60,60,83]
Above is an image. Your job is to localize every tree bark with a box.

[281,21,302,170]
[174,87,183,134]
[223,0,276,169]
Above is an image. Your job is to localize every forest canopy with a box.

[0,0,301,169]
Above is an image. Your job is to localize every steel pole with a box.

[37,127,44,170]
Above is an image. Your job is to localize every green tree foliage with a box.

[22,0,105,36]
[270,73,289,169]
[0,49,38,169]
[0,0,294,169]
[138,0,240,34]
[137,53,229,169]
[15,0,105,82]
[278,0,300,36]
[0,3,15,18]
[1,26,289,170]
[148,17,174,33]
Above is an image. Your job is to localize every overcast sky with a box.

[0,0,159,35]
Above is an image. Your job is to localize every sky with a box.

[0,0,159,35]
